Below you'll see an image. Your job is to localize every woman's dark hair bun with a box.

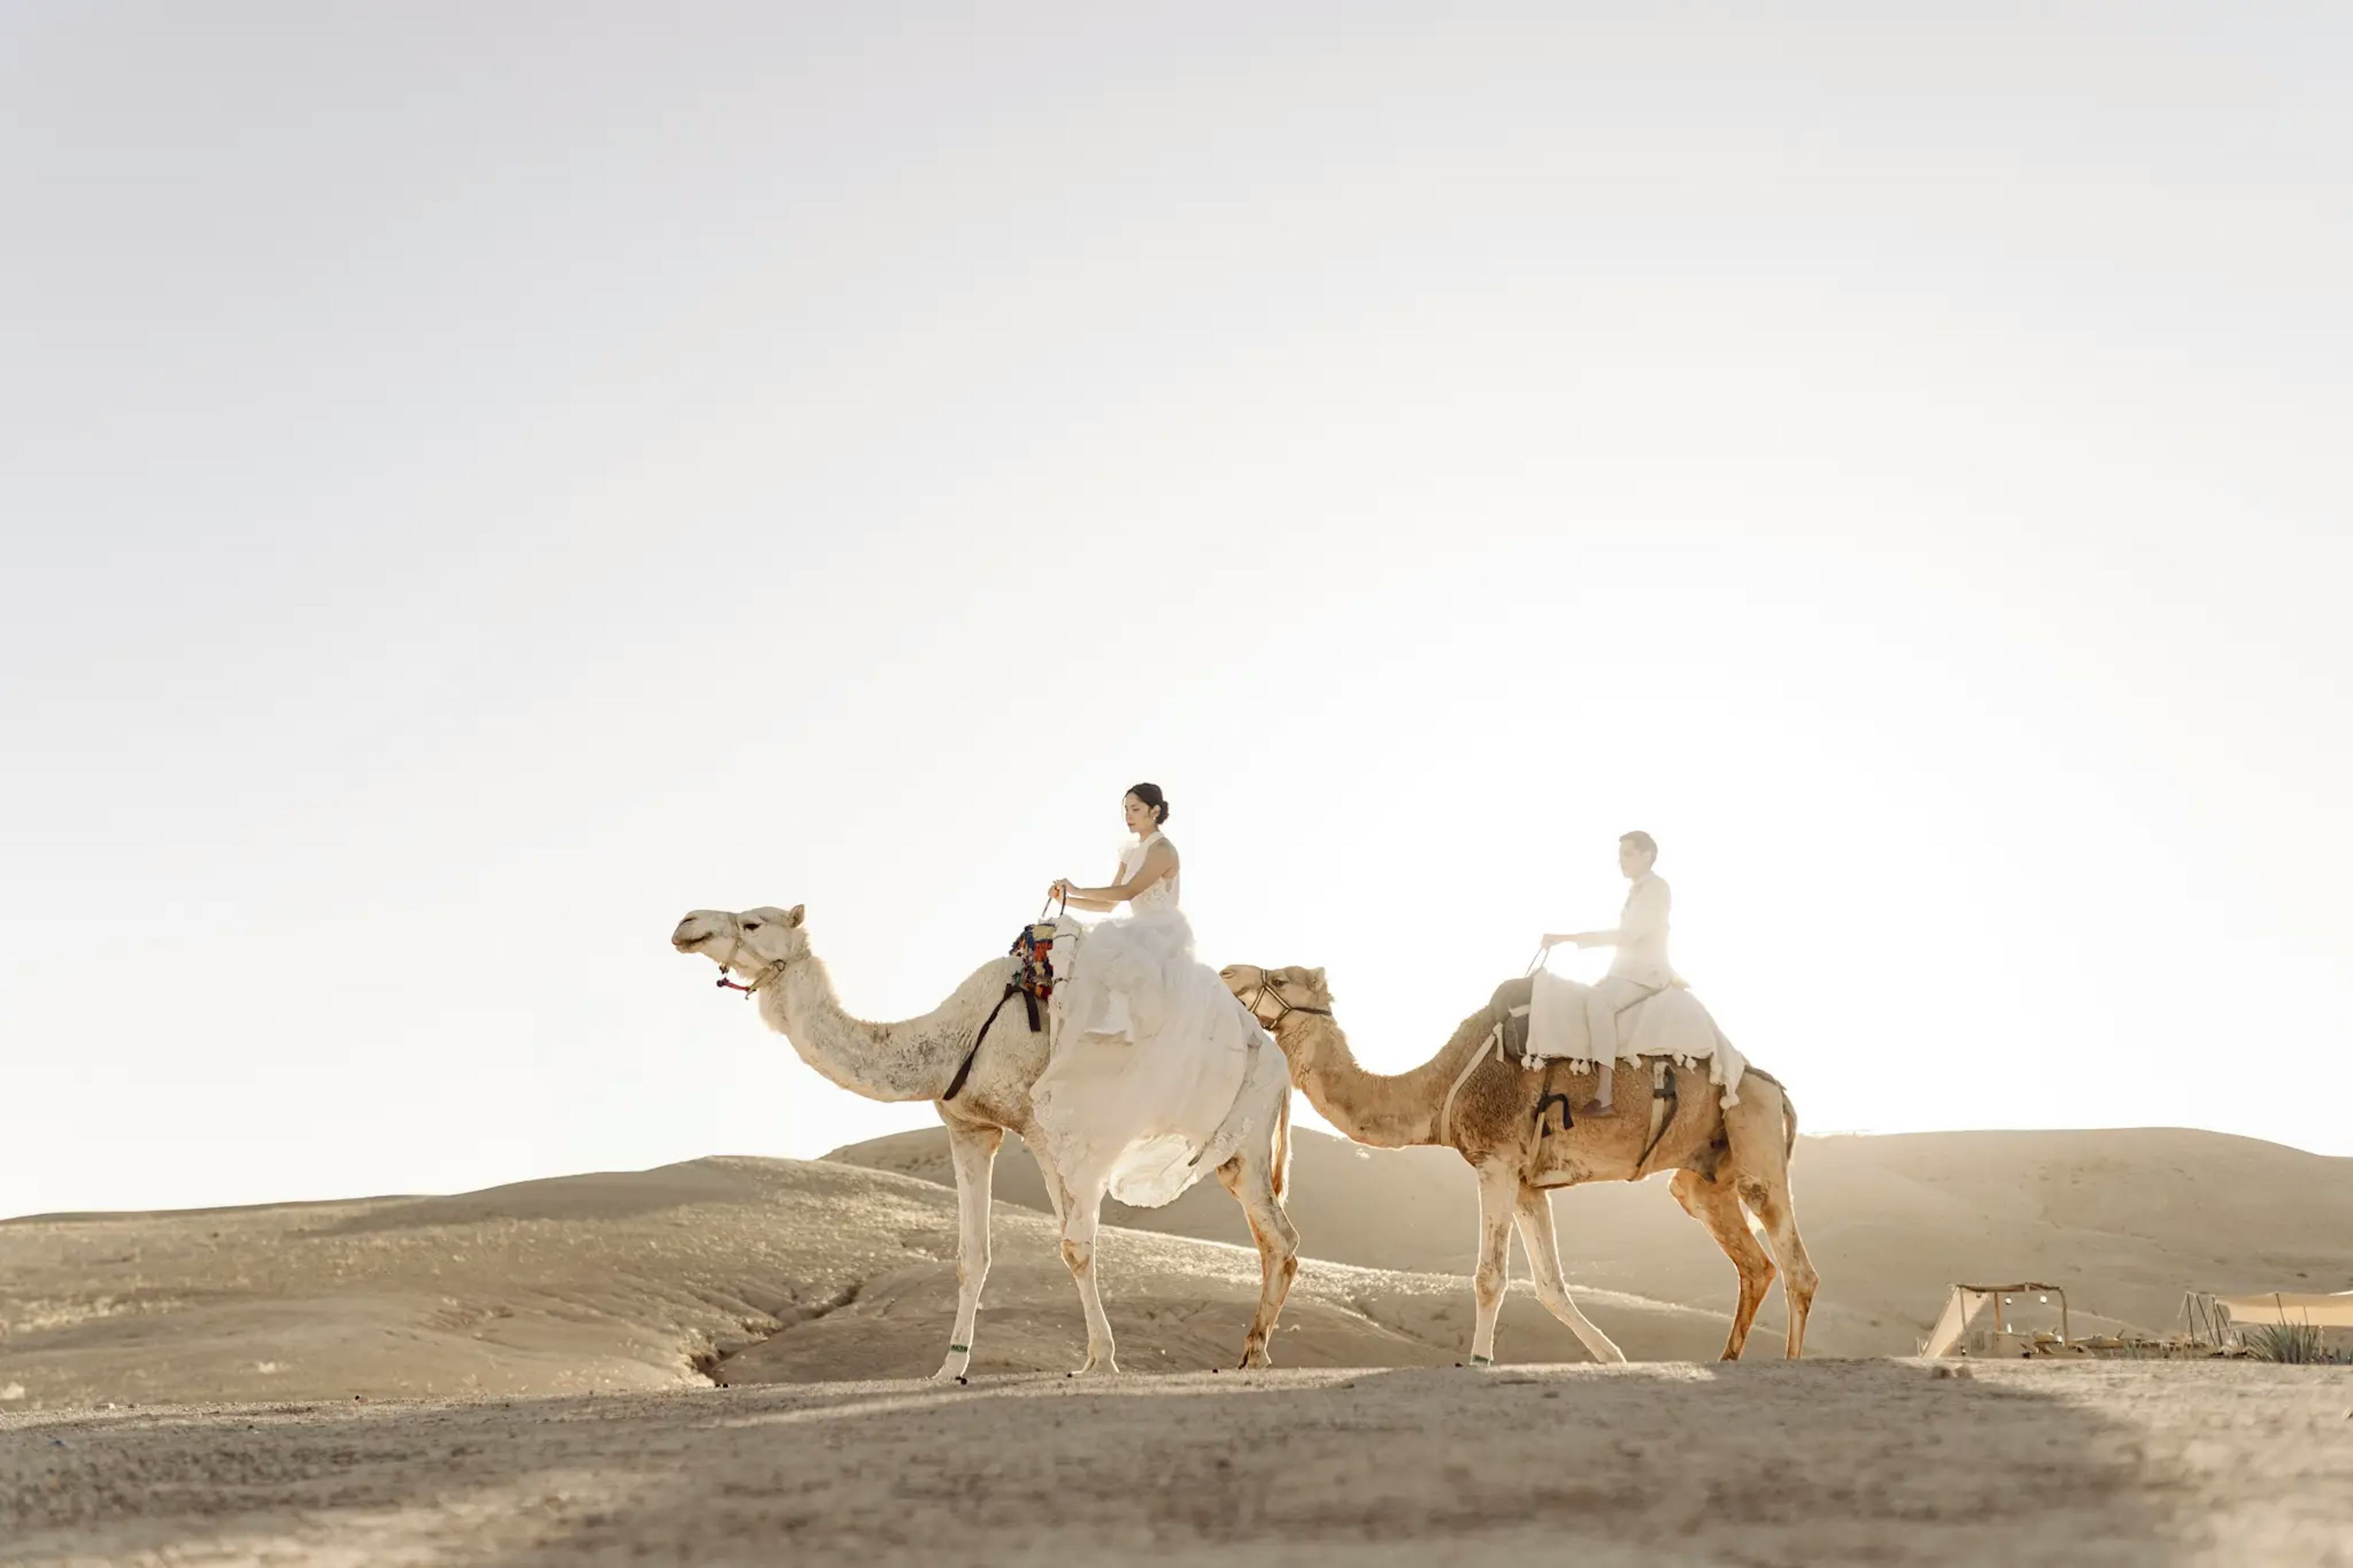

[1127,781,1170,825]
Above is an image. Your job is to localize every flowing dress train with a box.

[1029,831,1274,1208]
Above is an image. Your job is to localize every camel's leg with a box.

[1466,1160,1519,1366]
[1021,1137,1116,1371]
[1033,1150,1070,1227]
[1214,1110,1300,1371]
[1737,1168,1818,1358]
[931,1120,1003,1382]
[1722,1083,1821,1358]
[1511,1184,1627,1365]
[1667,1167,1776,1360]
[1059,1180,1119,1374]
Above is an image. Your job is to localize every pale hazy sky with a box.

[4,4,2349,1218]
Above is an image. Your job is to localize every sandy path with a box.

[6,1361,2348,1566]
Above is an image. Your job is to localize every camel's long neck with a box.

[757,955,1001,1104]
[1281,1015,1444,1148]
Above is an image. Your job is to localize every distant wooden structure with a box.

[1922,1282,2072,1358]
[2207,1290,2353,1354]
[2180,1291,2229,1346]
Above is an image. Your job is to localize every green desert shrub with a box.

[2241,1322,2324,1364]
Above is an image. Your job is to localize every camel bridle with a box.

[1232,970,1332,1028]
[708,923,791,998]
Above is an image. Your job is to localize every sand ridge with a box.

[0,1153,1732,1412]
[5,1126,2349,1415]
[832,1124,2353,1350]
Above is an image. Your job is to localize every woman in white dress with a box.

[1032,782,1274,1211]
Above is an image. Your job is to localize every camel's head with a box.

[1219,963,1331,1049]
[671,904,810,986]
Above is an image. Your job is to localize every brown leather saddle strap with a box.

[1631,1059,1680,1176]
[1533,1058,1574,1139]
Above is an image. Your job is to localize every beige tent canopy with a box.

[1922,1282,2072,1358]
[2215,1292,2353,1329]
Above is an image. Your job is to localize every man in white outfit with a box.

[1542,830,1674,1117]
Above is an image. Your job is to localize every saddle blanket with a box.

[1523,970,1749,1108]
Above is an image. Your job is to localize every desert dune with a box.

[833,1123,2353,1355]
[6,1127,2352,1563]
[6,1127,2350,1413]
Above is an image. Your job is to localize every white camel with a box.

[671,904,1300,1379]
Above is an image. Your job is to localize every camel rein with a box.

[939,890,1069,1104]
[1433,946,1554,1142]
[698,896,1060,1104]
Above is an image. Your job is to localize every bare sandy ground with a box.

[6,1362,2350,1566]
[0,1154,1739,1413]
[4,1128,2348,1414]
[4,1128,2350,1563]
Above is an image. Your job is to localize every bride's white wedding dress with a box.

[1031,831,1275,1210]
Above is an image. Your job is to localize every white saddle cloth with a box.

[1524,970,1749,1108]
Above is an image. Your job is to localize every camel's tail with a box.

[1740,1066,1798,1161]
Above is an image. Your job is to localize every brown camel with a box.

[1221,964,1817,1365]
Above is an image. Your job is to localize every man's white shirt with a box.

[1590,873,1675,988]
